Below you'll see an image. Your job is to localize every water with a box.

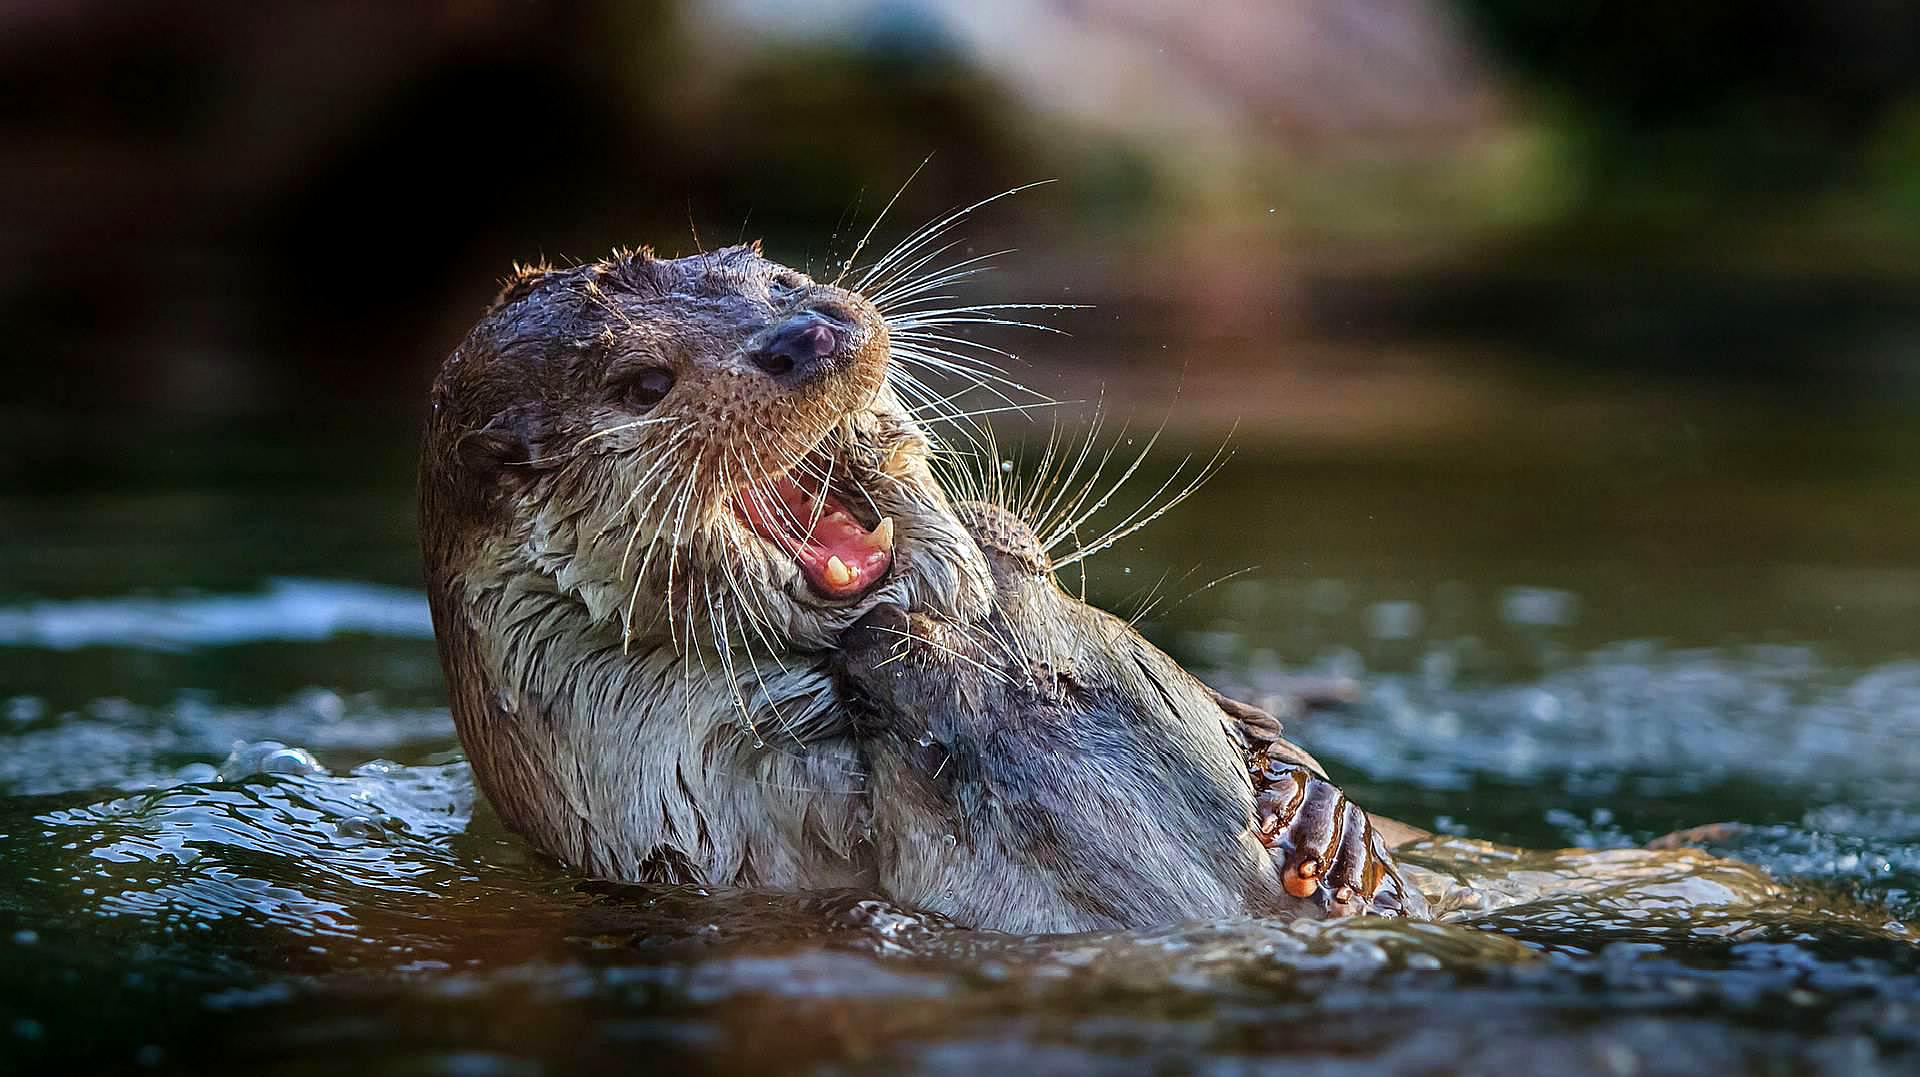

[3,390,1918,1074]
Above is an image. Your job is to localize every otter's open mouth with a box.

[734,472,894,601]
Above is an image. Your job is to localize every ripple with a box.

[1280,647,1920,797]
[0,579,433,651]
[24,754,479,950]
[1225,647,1920,928]
[4,639,1920,1074]
[0,689,453,796]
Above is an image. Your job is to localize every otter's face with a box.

[421,244,991,655]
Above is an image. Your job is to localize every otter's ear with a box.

[457,403,548,477]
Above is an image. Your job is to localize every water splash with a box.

[0,689,452,797]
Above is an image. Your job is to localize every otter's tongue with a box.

[737,476,894,600]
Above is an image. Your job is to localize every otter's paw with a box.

[1253,760,1428,920]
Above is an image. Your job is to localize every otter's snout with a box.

[748,311,845,385]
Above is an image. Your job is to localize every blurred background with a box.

[6,0,1919,643]
[8,0,1920,421]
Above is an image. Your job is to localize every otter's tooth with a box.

[824,556,855,588]
[867,516,895,551]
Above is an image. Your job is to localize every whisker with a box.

[866,239,973,306]
[1051,428,1235,571]
[890,336,1045,389]
[1132,565,1258,627]
[1039,417,1127,549]
[575,413,687,447]
[833,155,931,288]
[858,624,1016,685]
[600,426,692,548]
[854,181,1056,292]
[704,578,762,743]
[870,248,1015,309]
[1041,417,1163,552]
[661,465,707,650]
[888,302,1088,328]
[892,344,1050,414]
[889,367,1000,460]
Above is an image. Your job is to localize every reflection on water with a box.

[2,404,1918,1074]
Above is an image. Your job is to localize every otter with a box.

[420,244,996,887]
[835,501,1429,933]
[418,240,1414,926]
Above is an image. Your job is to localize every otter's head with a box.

[421,244,993,661]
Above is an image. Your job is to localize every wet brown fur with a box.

[836,502,1428,932]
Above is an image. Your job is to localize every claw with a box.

[1253,754,1425,919]
[1282,857,1322,899]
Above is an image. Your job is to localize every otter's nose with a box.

[748,313,842,384]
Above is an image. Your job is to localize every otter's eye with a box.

[618,368,674,411]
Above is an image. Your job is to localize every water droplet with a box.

[218,742,326,781]
[334,816,384,841]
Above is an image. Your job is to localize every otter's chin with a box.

[734,471,895,601]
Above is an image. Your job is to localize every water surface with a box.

[2,383,1917,1074]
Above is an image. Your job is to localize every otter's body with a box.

[419,241,1417,922]
[837,503,1426,932]
[421,246,993,887]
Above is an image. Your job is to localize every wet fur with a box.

[837,502,1426,932]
